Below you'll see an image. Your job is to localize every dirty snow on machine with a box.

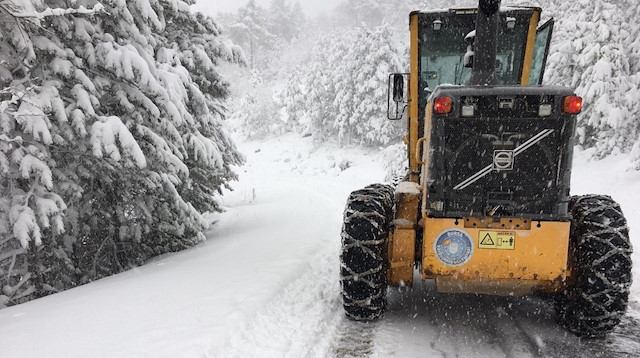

[341,0,633,338]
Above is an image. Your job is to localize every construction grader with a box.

[340,0,633,337]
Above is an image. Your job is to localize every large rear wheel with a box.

[340,184,394,321]
[556,195,633,337]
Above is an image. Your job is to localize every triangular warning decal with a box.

[481,233,495,246]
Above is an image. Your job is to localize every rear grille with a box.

[427,117,573,220]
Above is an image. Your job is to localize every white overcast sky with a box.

[193,0,341,17]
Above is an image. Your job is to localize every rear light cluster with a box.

[433,96,453,114]
[563,96,582,114]
[433,95,583,116]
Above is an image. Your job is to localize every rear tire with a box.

[556,195,633,337]
[340,184,394,321]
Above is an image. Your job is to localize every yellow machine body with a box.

[406,7,545,182]
[421,218,570,295]
[387,7,572,295]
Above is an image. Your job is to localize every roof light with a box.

[433,96,453,114]
[433,20,442,31]
[539,104,552,117]
[563,96,583,114]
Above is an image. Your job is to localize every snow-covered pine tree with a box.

[284,25,404,146]
[543,0,638,158]
[158,1,245,214]
[329,0,473,28]
[333,25,404,146]
[303,32,343,143]
[333,0,390,28]
[226,0,274,69]
[289,1,305,39]
[329,32,358,145]
[229,70,281,139]
[625,0,640,75]
[621,0,640,168]
[268,0,293,42]
[219,1,313,141]
[0,0,101,306]
[0,0,243,306]
[274,66,306,133]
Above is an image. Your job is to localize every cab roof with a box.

[410,6,542,17]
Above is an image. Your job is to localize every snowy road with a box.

[213,136,640,358]
[0,134,639,357]
[212,136,640,358]
[335,283,640,357]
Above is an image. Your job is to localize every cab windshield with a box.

[419,14,529,105]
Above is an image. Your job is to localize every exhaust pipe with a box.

[469,0,501,86]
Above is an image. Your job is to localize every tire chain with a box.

[559,195,633,337]
[340,184,395,321]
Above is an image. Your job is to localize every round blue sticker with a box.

[434,229,474,266]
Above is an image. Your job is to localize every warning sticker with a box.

[478,231,515,250]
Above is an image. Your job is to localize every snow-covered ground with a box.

[0,133,638,357]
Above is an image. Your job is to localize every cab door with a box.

[529,19,554,85]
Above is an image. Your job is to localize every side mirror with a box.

[392,74,404,102]
[464,30,475,68]
[387,73,408,120]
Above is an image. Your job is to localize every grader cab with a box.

[341,0,632,337]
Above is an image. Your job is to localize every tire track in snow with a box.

[501,296,640,358]
[485,303,542,358]
[604,313,640,357]
[332,320,377,358]
[374,281,508,357]
[367,282,640,357]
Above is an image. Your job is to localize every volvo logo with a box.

[493,150,514,171]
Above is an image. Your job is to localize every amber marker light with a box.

[563,96,583,114]
[434,96,453,114]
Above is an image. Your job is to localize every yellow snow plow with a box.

[340,0,632,338]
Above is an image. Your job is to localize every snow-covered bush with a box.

[230,93,281,139]
[0,0,243,307]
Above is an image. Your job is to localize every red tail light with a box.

[434,96,453,114]
[563,96,583,114]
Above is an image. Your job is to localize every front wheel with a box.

[340,184,394,321]
[556,195,633,337]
